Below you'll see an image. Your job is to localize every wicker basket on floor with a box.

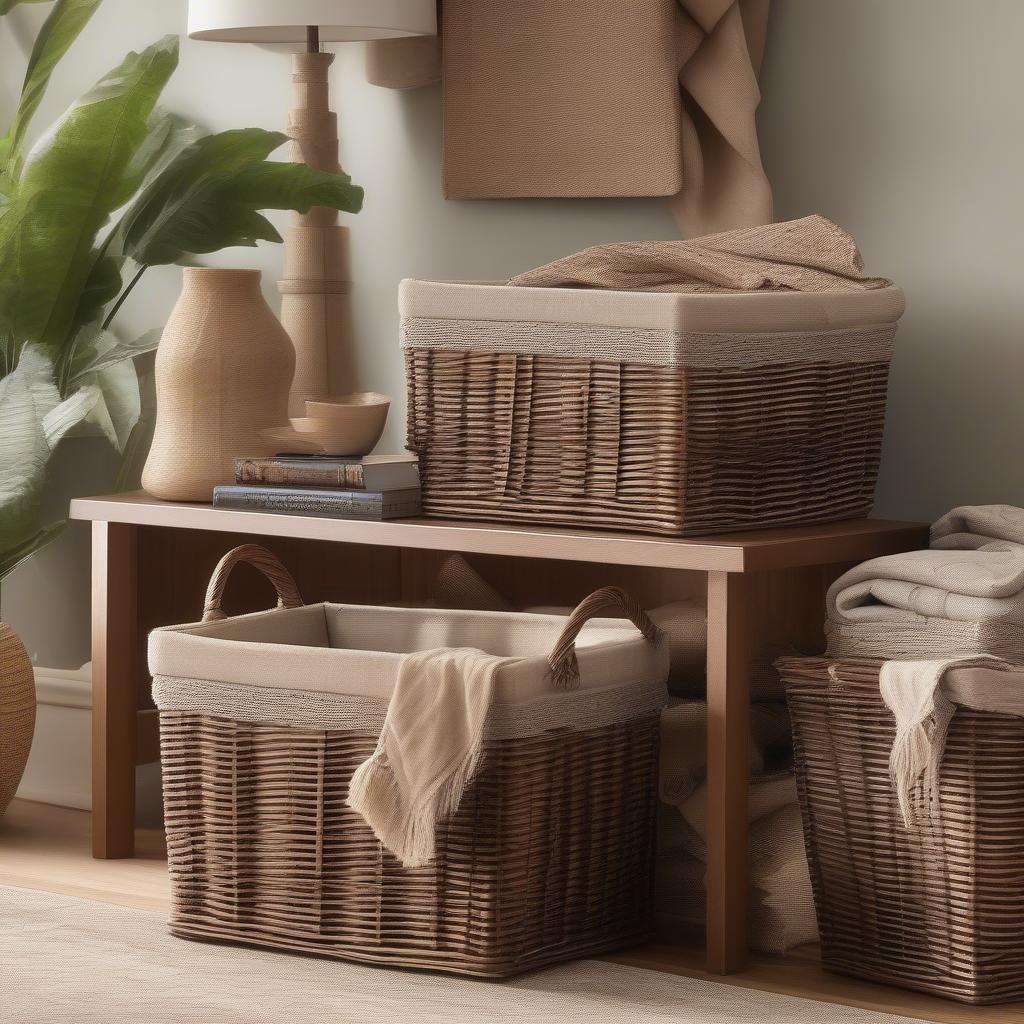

[152,545,669,977]
[778,656,1024,1004]
[401,280,904,536]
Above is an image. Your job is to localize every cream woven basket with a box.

[150,545,670,977]
[401,280,905,536]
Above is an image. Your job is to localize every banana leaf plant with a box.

[0,0,364,583]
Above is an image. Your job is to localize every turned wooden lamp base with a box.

[281,26,354,417]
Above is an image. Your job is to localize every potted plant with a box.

[0,0,364,813]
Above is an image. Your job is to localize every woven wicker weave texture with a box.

[779,657,1024,1005]
[160,713,659,977]
[0,622,35,817]
[405,349,890,536]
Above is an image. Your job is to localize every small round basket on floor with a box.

[777,656,1024,1005]
[150,545,669,977]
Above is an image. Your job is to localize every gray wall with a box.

[2,0,1023,667]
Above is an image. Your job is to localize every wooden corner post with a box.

[91,520,138,858]
[705,570,753,974]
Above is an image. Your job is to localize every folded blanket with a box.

[509,216,892,294]
[658,700,793,806]
[348,647,506,867]
[932,503,1024,551]
[655,777,818,954]
[826,544,1024,662]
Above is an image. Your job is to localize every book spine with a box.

[235,459,366,489]
[213,486,421,520]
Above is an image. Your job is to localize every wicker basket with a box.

[401,280,904,536]
[778,656,1024,1004]
[150,545,669,977]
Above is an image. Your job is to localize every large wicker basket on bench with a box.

[778,656,1024,1005]
[150,545,670,977]
[402,280,904,536]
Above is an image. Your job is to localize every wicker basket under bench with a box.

[150,546,669,977]
[778,656,1024,1005]
[402,280,905,536]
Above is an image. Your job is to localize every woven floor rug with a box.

[1,884,923,1024]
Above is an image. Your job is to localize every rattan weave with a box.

[405,348,891,536]
[156,547,665,976]
[160,713,659,976]
[778,657,1024,1005]
[0,622,35,817]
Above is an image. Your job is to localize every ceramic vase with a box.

[0,621,35,817]
[142,268,295,501]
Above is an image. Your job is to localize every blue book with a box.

[212,485,421,521]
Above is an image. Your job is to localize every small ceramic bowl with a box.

[299,392,391,456]
[258,426,325,455]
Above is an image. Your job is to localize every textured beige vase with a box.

[143,268,295,502]
[0,621,35,817]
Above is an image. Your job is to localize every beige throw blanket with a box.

[880,657,1024,828]
[367,1,772,237]
[826,506,1024,662]
[348,647,507,868]
[931,503,1024,551]
[509,216,892,294]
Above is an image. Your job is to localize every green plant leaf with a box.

[0,35,178,357]
[0,345,63,553]
[80,361,139,451]
[121,127,364,267]
[0,522,65,582]
[67,325,160,383]
[0,0,104,176]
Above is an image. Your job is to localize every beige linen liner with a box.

[399,279,906,333]
[150,603,669,740]
[399,280,903,369]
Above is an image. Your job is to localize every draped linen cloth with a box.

[347,647,507,868]
[366,1,773,237]
[880,657,1024,828]
[508,215,892,293]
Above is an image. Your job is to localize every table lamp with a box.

[188,1,437,416]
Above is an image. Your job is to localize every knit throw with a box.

[508,216,892,294]
[880,657,1024,829]
[347,647,507,868]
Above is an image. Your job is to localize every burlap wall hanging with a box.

[366,0,773,237]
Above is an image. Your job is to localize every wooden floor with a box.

[2,799,1021,1024]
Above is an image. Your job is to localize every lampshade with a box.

[188,0,437,44]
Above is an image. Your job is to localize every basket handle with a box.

[548,586,662,690]
[202,544,304,622]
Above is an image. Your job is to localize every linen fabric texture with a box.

[826,504,1024,662]
[367,1,772,236]
[825,503,1024,829]
[508,215,893,294]
[150,601,670,867]
[347,647,505,867]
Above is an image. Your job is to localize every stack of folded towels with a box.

[655,702,819,954]
[826,504,1024,662]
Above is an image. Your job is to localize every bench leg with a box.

[91,521,138,858]
[705,571,752,974]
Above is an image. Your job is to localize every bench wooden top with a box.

[71,492,927,574]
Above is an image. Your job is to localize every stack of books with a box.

[212,454,421,521]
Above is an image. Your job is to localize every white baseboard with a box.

[17,665,92,811]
